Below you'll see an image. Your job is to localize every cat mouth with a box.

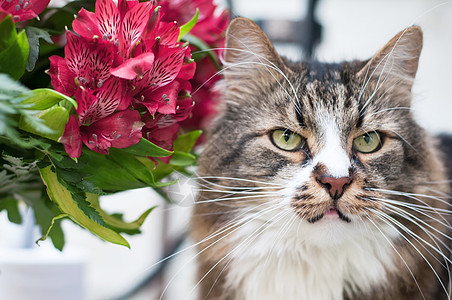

[307,207,351,223]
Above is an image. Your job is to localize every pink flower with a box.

[49,31,119,97]
[72,0,153,60]
[144,122,179,164]
[51,0,199,159]
[157,0,229,132]
[158,0,228,44]
[72,0,195,120]
[0,0,50,22]
[141,86,194,163]
[60,82,143,158]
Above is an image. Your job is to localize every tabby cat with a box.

[191,17,452,300]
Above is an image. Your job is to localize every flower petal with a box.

[95,0,120,42]
[72,8,101,39]
[59,114,82,158]
[48,55,78,97]
[1,0,50,22]
[150,81,180,115]
[0,9,9,22]
[173,97,194,122]
[111,52,155,80]
[74,87,97,125]
[118,1,152,58]
[117,80,133,110]
[137,45,185,91]
[140,101,159,116]
[80,129,111,155]
[181,85,215,129]
[117,0,139,19]
[81,110,143,154]
[65,32,116,90]
[144,122,179,163]
[177,59,196,80]
[76,78,124,125]
[155,21,180,46]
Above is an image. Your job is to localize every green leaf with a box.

[0,73,29,95]
[36,214,67,249]
[173,130,202,152]
[87,193,155,234]
[21,88,78,110]
[77,150,148,192]
[25,27,54,72]
[47,216,65,251]
[119,137,173,157]
[0,30,29,80]
[19,106,69,141]
[108,149,157,186]
[0,15,16,51]
[63,187,106,227]
[0,197,23,224]
[30,191,66,251]
[0,152,42,195]
[178,8,199,41]
[169,151,196,166]
[39,166,130,247]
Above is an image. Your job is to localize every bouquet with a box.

[0,0,228,249]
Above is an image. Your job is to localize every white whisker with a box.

[365,215,426,299]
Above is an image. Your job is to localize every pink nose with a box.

[318,176,352,200]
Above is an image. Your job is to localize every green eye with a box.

[353,132,382,153]
[271,129,304,151]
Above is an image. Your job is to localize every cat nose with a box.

[318,175,352,200]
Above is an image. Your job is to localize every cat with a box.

[190,17,452,300]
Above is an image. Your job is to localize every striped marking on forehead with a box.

[312,119,351,178]
[306,61,343,83]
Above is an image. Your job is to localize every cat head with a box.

[197,18,446,246]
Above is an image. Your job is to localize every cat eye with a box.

[271,129,305,151]
[353,132,382,153]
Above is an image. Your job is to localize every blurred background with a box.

[0,0,451,299]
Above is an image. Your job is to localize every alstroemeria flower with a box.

[159,0,229,45]
[72,0,195,119]
[0,0,50,22]
[80,109,143,154]
[141,88,194,163]
[52,0,199,160]
[157,0,229,133]
[72,0,152,59]
[129,42,193,117]
[144,122,179,164]
[110,52,155,80]
[49,32,118,96]
[59,80,142,158]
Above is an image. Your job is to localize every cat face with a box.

[192,18,450,299]
[196,18,444,247]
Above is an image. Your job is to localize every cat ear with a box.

[223,17,290,88]
[357,26,423,87]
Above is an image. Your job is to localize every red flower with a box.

[141,85,194,163]
[49,32,118,97]
[157,0,229,132]
[0,0,50,22]
[60,82,143,158]
[72,0,152,60]
[51,0,200,159]
[158,0,228,44]
[144,122,179,164]
[72,0,195,120]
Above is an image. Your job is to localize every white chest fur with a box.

[224,215,396,300]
